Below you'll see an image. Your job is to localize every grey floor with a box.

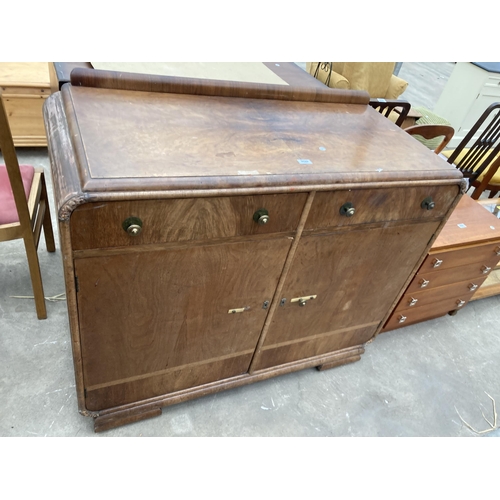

[1,63,499,437]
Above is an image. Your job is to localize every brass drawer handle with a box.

[398,315,407,323]
[228,307,250,314]
[468,283,478,291]
[339,202,356,217]
[456,299,466,308]
[253,208,270,225]
[408,297,418,306]
[432,258,443,268]
[481,265,492,274]
[421,197,435,210]
[122,216,143,236]
[419,278,430,288]
[291,295,317,306]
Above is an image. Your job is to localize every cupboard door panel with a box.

[261,221,441,351]
[75,237,292,393]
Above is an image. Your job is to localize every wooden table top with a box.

[57,83,462,194]
[433,193,500,250]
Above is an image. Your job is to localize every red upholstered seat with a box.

[0,164,35,225]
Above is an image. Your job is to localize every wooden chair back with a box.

[0,97,33,237]
[446,102,500,181]
[0,95,56,319]
[369,99,411,127]
[404,124,455,155]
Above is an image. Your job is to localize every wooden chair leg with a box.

[23,234,47,319]
[41,174,56,252]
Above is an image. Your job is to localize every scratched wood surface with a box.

[59,85,462,195]
[256,220,441,349]
[70,193,307,250]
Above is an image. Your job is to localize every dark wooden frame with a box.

[369,98,411,127]
[446,102,500,198]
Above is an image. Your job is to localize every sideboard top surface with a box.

[54,84,462,196]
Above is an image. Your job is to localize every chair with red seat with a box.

[0,95,56,319]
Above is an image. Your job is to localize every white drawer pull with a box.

[432,258,443,268]
[481,265,492,274]
[468,283,478,291]
[456,299,466,308]
[408,297,418,306]
[398,315,407,323]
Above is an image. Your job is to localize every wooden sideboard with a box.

[382,194,500,332]
[43,66,464,432]
[0,62,57,147]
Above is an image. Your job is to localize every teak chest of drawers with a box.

[43,71,464,432]
[382,194,500,331]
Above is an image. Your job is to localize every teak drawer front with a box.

[395,276,489,312]
[305,185,458,230]
[406,260,498,293]
[382,291,476,332]
[70,193,308,250]
[420,243,500,272]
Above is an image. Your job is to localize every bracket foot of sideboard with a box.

[316,346,365,371]
[94,406,162,433]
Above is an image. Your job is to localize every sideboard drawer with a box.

[305,185,458,230]
[383,292,476,331]
[406,260,498,293]
[395,276,489,312]
[419,243,500,272]
[70,193,308,250]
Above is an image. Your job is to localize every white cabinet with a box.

[434,63,500,148]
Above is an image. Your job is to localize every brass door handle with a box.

[291,295,317,306]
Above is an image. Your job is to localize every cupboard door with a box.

[75,237,291,410]
[253,221,441,370]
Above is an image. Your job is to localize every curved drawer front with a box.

[420,243,500,272]
[395,276,488,313]
[305,185,459,230]
[70,193,308,250]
